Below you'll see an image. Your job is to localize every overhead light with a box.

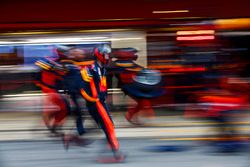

[176,30,215,36]
[110,37,143,41]
[169,67,206,72]
[152,10,189,14]
[28,37,109,43]
[0,31,60,36]
[0,36,143,45]
[176,35,215,41]
[3,93,44,97]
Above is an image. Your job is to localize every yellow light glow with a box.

[214,18,250,29]
[152,10,189,14]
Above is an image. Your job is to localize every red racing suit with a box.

[35,58,69,133]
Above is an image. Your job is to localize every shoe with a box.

[125,114,143,126]
[74,136,94,147]
[114,151,126,162]
[96,152,126,163]
[62,134,93,150]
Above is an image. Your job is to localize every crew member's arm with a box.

[35,58,68,75]
[79,67,99,102]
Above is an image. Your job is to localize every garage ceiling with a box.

[0,0,249,31]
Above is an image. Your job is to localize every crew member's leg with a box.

[70,93,86,135]
[86,101,119,153]
[43,91,68,135]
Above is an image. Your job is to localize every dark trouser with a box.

[70,93,86,136]
[86,100,119,152]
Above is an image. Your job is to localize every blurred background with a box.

[0,0,249,166]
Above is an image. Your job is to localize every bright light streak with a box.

[0,37,143,45]
[176,35,215,41]
[152,10,189,14]
[176,30,215,35]
[3,93,45,97]
[28,37,109,43]
[110,37,143,41]
[169,67,206,72]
